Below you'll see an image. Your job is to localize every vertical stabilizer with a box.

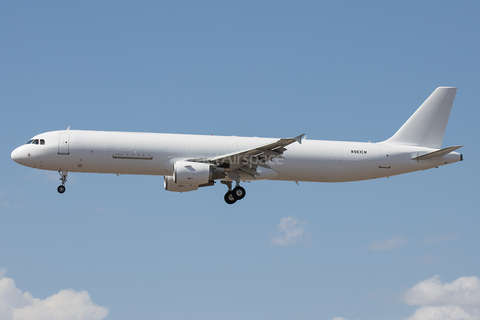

[384,87,457,148]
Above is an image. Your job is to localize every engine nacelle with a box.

[174,161,223,184]
[174,161,211,184]
[164,176,199,192]
[165,161,225,192]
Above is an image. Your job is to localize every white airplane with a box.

[11,87,463,204]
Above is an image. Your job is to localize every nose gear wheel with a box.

[57,170,68,194]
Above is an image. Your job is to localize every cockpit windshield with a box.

[26,139,45,145]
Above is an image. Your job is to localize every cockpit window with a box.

[25,139,45,145]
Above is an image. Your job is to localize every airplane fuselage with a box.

[11,130,462,183]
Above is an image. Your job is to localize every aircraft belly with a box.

[269,157,367,182]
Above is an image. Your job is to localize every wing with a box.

[189,133,305,178]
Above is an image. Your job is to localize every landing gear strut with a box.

[57,170,68,194]
[222,181,246,204]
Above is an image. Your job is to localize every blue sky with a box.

[1,1,479,320]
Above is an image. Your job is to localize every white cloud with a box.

[369,236,407,251]
[423,233,458,244]
[405,305,479,320]
[403,275,480,320]
[0,275,108,320]
[270,216,307,246]
[332,317,349,320]
[404,275,480,307]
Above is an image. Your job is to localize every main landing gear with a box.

[57,170,68,194]
[222,181,246,205]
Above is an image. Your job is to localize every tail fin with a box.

[383,87,457,148]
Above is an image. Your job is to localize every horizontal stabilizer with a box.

[412,145,462,160]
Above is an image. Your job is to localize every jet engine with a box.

[164,175,199,192]
[165,161,224,193]
[174,161,211,184]
[172,161,226,184]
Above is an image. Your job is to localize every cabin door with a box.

[58,133,70,155]
[379,147,391,169]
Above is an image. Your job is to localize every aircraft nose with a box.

[11,146,24,164]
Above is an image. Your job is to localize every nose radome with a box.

[11,147,24,164]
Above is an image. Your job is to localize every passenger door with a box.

[58,133,70,155]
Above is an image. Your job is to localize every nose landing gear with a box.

[222,181,246,205]
[57,170,68,194]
